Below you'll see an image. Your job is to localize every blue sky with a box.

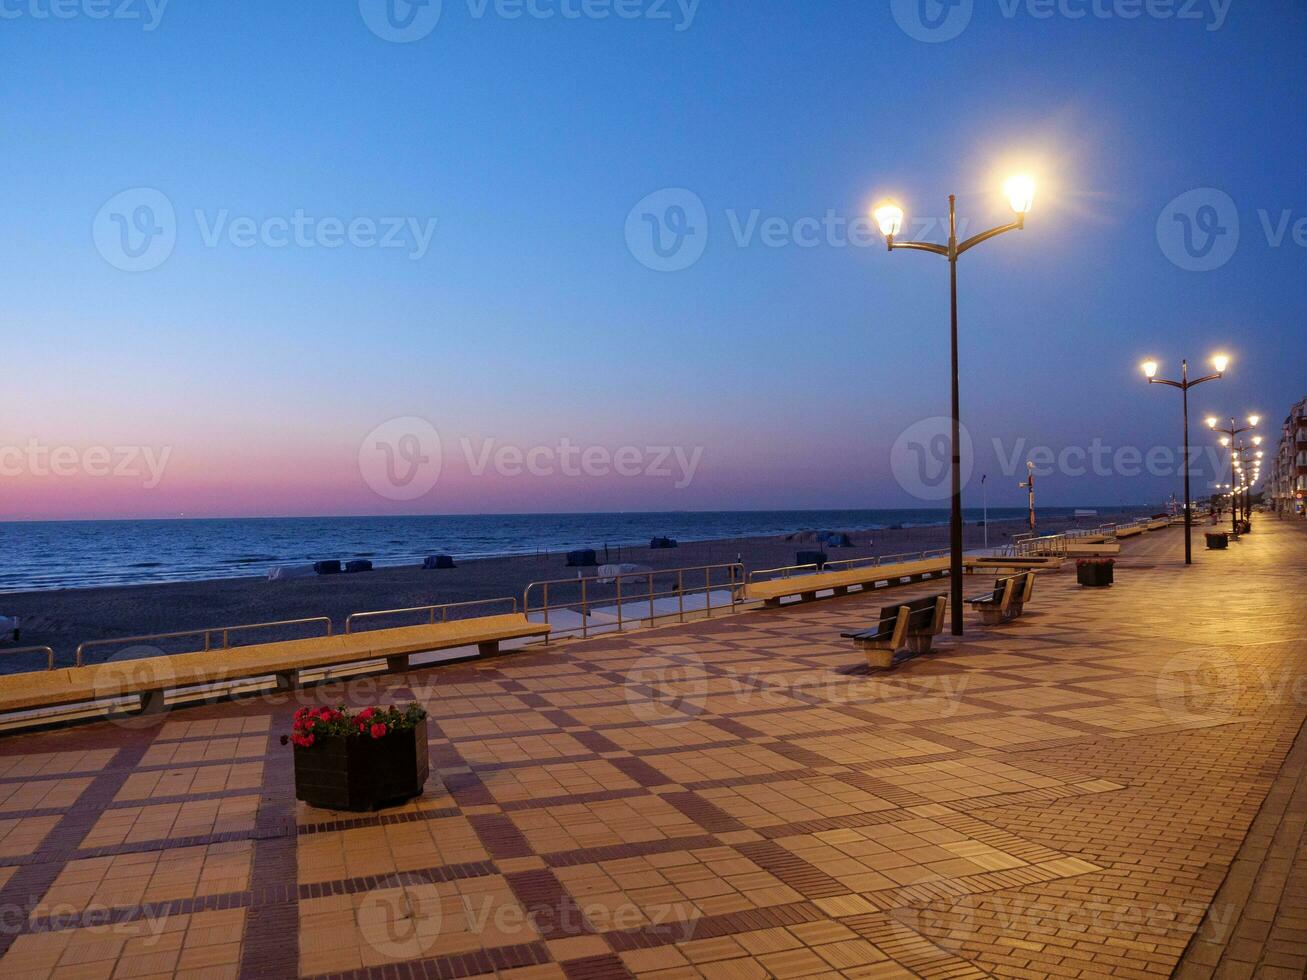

[1,0,1303,518]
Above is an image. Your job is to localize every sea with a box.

[0,507,1154,593]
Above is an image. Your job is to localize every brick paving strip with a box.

[0,520,1306,977]
[1175,692,1307,979]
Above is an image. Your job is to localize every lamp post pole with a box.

[1141,356,1225,564]
[1209,415,1259,537]
[875,182,1033,636]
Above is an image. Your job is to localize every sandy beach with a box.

[0,510,1150,668]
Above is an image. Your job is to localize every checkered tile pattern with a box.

[1,521,1306,978]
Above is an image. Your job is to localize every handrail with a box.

[345,596,518,633]
[1,646,57,671]
[1008,533,1070,558]
[74,616,333,668]
[747,550,948,586]
[524,563,744,641]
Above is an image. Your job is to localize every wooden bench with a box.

[1063,541,1121,557]
[967,572,1034,625]
[0,613,550,720]
[745,556,955,607]
[967,555,1063,573]
[841,595,947,668]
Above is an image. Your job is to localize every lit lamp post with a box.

[1210,414,1261,536]
[873,175,1035,636]
[1140,355,1228,564]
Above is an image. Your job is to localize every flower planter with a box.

[1205,532,1229,550]
[1076,559,1114,588]
[284,704,429,812]
[293,718,428,811]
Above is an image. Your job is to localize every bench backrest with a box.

[863,604,916,647]
[992,572,1034,612]
[993,575,1024,613]
[1019,571,1036,603]
[916,595,947,635]
[868,594,947,644]
[876,594,939,621]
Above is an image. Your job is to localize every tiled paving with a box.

[0,520,1306,978]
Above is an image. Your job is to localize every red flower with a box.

[358,707,376,721]
[370,723,388,739]
[291,733,315,748]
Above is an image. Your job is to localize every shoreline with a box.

[0,508,1153,668]
[0,505,1154,595]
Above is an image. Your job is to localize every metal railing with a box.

[524,563,743,641]
[747,550,949,586]
[345,596,517,634]
[1,646,57,671]
[1008,533,1070,558]
[74,616,333,668]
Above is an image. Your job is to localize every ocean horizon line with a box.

[0,504,1159,527]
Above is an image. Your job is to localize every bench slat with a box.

[0,614,550,715]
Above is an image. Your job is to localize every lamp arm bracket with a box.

[956,217,1025,256]
[888,239,950,257]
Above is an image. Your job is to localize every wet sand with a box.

[1,510,1147,668]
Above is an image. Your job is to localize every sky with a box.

[2,0,1304,520]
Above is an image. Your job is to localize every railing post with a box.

[705,567,712,617]
[581,576,588,639]
[678,570,685,622]
[649,572,655,626]
[616,575,623,632]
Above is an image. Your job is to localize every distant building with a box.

[1270,396,1307,516]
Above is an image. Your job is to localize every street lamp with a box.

[1209,414,1261,535]
[1139,354,1227,564]
[873,176,1034,635]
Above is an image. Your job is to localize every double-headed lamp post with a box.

[1238,443,1264,517]
[1209,414,1261,535]
[873,175,1035,636]
[1140,354,1228,564]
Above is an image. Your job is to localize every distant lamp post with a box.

[1140,354,1227,564]
[873,175,1034,635]
[1209,414,1261,535]
[1019,461,1036,533]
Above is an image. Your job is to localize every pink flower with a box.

[370,723,388,739]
